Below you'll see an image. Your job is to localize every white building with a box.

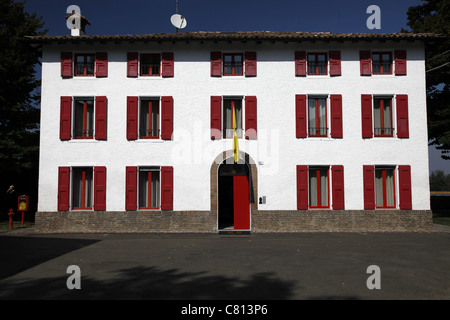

[27,31,442,233]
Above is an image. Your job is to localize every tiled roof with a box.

[25,31,445,43]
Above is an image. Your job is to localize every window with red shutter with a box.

[95,96,107,140]
[296,95,307,138]
[295,51,307,77]
[61,52,73,78]
[396,95,409,138]
[398,165,412,209]
[332,165,345,210]
[245,52,257,77]
[363,165,375,209]
[330,94,343,138]
[96,52,108,77]
[361,94,373,138]
[127,52,139,77]
[245,96,257,139]
[58,167,71,211]
[127,97,139,140]
[395,50,407,76]
[211,52,222,77]
[125,166,137,211]
[329,51,341,76]
[360,51,372,76]
[94,166,107,211]
[162,52,174,77]
[161,96,173,140]
[297,165,308,210]
[211,96,222,139]
[60,96,72,140]
[161,166,173,211]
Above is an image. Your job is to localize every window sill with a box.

[134,139,164,143]
[67,139,99,143]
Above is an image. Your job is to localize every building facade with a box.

[28,31,440,233]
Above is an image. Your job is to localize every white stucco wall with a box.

[37,40,430,212]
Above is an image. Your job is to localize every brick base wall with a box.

[35,210,433,233]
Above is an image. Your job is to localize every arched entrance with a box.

[210,151,258,232]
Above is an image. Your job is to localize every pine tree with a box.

[405,0,450,160]
[0,0,47,214]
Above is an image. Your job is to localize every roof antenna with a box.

[170,0,187,33]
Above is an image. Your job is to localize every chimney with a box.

[66,10,91,36]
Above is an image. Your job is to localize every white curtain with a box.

[375,168,395,207]
[384,100,392,135]
[309,168,328,207]
[151,101,159,136]
[320,169,328,207]
[375,169,384,207]
[151,172,160,208]
[86,100,94,136]
[385,169,394,207]
[318,98,326,136]
[374,100,381,134]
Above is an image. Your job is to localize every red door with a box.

[233,175,250,230]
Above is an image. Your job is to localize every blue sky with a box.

[23,0,449,173]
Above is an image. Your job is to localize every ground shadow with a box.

[0,236,99,281]
[0,265,297,300]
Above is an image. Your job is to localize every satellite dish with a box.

[171,14,187,30]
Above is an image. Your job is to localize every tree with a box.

[429,170,450,191]
[0,0,47,215]
[405,0,450,160]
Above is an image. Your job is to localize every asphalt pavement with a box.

[0,226,449,301]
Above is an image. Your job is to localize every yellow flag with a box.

[233,103,239,163]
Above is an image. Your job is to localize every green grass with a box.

[0,220,34,231]
[433,210,450,226]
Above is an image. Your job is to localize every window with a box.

[140,99,160,139]
[307,53,327,75]
[223,98,243,139]
[309,167,330,208]
[72,167,93,210]
[75,54,95,76]
[308,97,327,137]
[375,167,396,208]
[373,97,393,137]
[139,167,160,209]
[140,54,161,76]
[74,98,94,139]
[223,54,243,76]
[372,52,392,74]
[127,52,174,78]
[211,52,257,77]
[60,96,108,141]
[211,96,257,140]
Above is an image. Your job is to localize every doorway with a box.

[218,162,250,230]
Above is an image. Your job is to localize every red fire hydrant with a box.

[8,209,15,229]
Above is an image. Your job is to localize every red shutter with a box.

[58,167,71,211]
[60,96,72,140]
[127,52,138,77]
[95,52,108,77]
[161,96,173,140]
[295,51,307,77]
[398,165,412,209]
[363,165,375,209]
[297,165,308,210]
[211,52,222,77]
[245,51,257,77]
[329,51,341,76]
[245,96,257,139]
[332,165,345,210]
[361,94,373,138]
[127,96,138,140]
[61,52,73,78]
[161,166,173,211]
[360,51,372,76]
[330,94,343,138]
[396,94,409,138]
[162,52,174,77]
[94,166,107,211]
[211,96,222,139]
[395,50,407,76]
[125,166,137,211]
[95,96,107,140]
[296,94,307,138]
